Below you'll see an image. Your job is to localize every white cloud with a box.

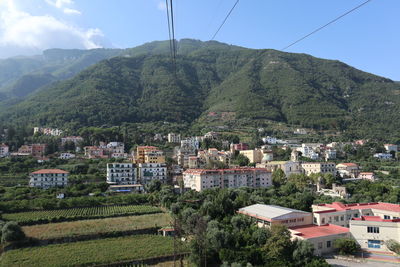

[157,1,166,11]
[0,0,107,58]
[63,8,81,15]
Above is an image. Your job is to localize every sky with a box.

[0,0,398,80]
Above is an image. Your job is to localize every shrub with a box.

[386,239,400,255]
[1,221,26,243]
[333,238,360,255]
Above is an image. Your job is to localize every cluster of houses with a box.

[238,202,400,255]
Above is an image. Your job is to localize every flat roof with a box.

[352,216,400,223]
[238,204,310,221]
[290,224,349,239]
[314,202,400,213]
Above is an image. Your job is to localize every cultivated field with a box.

[0,235,187,267]
[23,213,171,240]
[2,205,162,225]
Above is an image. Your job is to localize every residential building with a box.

[262,161,302,176]
[59,153,75,160]
[312,202,400,228]
[238,204,313,228]
[204,131,219,140]
[294,128,307,135]
[317,183,349,199]
[0,143,9,157]
[31,144,47,158]
[239,149,263,164]
[324,149,337,160]
[106,163,137,185]
[144,150,166,164]
[384,144,398,152]
[336,163,360,178]
[154,133,163,142]
[183,168,272,191]
[84,146,106,159]
[108,184,144,193]
[106,142,127,158]
[373,153,393,160]
[168,133,181,143]
[138,163,167,185]
[358,172,376,181]
[230,143,249,152]
[297,143,323,160]
[350,216,400,251]
[136,146,158,163]
[29,169,68,188]
[180,138,199,151]
[61,136,83,146]
[262,136,277,144]
[34,127,63,136]
[301,162,336,176]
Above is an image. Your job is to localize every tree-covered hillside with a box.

[1,39,399,139]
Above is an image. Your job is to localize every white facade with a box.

[61,136,83,146]
[0,144,9,157]
[384,144,398,152]
[301,162,336,176]
[29,169,68,189]
[181,138,199,150]
[139,163,167,185]
[59,153,75,159]
[168,133,181,143]
[374,153,393,160]
[183,168,272,192]
[106,163,137,185]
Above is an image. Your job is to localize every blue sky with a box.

[0,0,398,80]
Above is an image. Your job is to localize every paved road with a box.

[326,258,400,267]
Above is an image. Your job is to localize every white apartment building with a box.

[181,138,200,150]
[29,169,68,188]
[373,153,393,160]
[350,216,400,251]
[168,133,181,143]
[183,168,272,192]
[61,136,83,146]
[0,143,9,157]
[107,142,127,158]
[138,163,167,185]
[106,163,137,185]
[59,152,75,160]
[312,202,400,228]
[301,162,336,176]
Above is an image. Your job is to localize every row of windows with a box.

[317,240,331,249]
[367,226,379,233]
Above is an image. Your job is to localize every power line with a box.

[169,0,177,67]
[282,0,373,51]
[211,0,240,40]
[165,0,173,59]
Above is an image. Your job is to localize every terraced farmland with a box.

[0,235,188,267]
[2,205,161,225]
[23,213,171,240]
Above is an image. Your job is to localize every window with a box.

[322,218,325,224]
[318,242,323,249]
[367,227,379,233]
[334,216,339,222]
[368,240,381,249]
[340,216,344,221]
[327,241,331,248]
[384,215,390,219]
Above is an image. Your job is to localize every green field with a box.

[3,205,161,225]
[0,235,187,267]
[23,213,171,240]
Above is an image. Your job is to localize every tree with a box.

[263,224,292,262]
[333,238,360,255]
[386,239,400,255]
[292,239,315,266]
[272,169,286,187]
[235,154,250,166]
[145,180,162,193]
[1,221,26,243]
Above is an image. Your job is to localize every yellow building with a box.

[136,146,158,163]
[144,150,166,164]
[239,149,263,163]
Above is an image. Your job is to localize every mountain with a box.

[0,48,124,100]
[1,39,399,139]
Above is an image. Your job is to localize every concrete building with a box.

[0,143,9,157]
[238,204,349,255]
[324,149,337,160]
[230,143,249,152]
[59,152,75,159]
[312,202,400,228]
[34,127,63,136]
[106,163,137,185]
[181,138,200,151]
[358,172,376,181]
[301,162,336,176]
[290,224,350,256]
[136,146,158,163]
[336,163,360,178]
[138,163,167,185]
[239,149,263,164]
[108,184,144,193]
[168,133,181,143]
[373,153,393,160]
[29,169,68,188]
[183,168,272,192]
[350,216,400,251]
[61,136,83,147]
[384,144,398,152]
[238,204,313,228]
[262,161,302,177]
[84,146,106,159]
[106,142,127,158]
[144,150,166,164]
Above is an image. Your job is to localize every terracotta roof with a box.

[359,172,374,175]
[290,224,349,239]
[314,202,400,213]
[352,216,400,223]
[337,163,358,167]
[31,169,69,174]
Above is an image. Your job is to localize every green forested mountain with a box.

[1,39,399,139]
